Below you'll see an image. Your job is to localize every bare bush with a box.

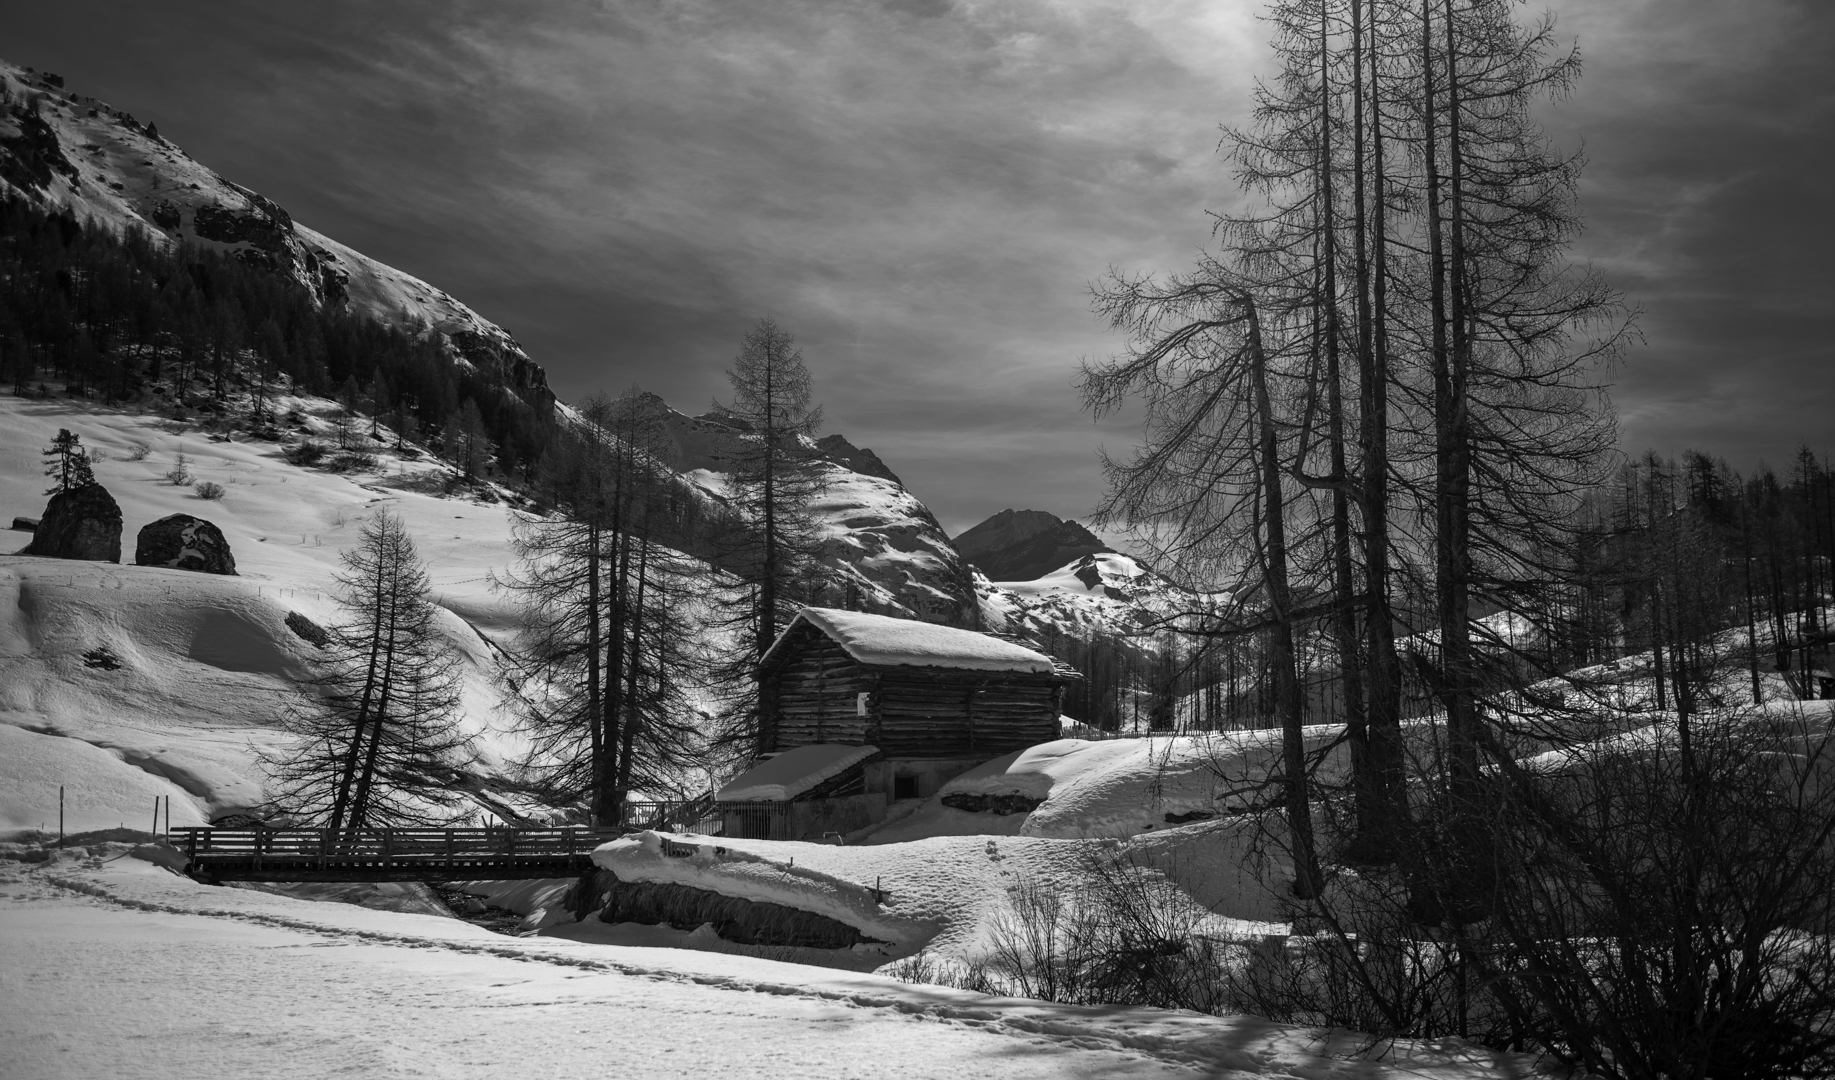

[326,451,378,473]
[125,441,150,461]
[195,481,225,500]
[286,440,326,467]
[1478,705,1835,1076]
[894,852,1240,1013]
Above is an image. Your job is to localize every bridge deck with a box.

[174,828,610,884]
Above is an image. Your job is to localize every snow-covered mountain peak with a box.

[0,60,551,411]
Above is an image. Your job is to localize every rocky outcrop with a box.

[148,199,182,231]
[134,514,236,574]
[22,484,121,562]
[448,329,554,413]
[575,869,875,949]
[954,509,1113,582]
[0,105,78,193]
[816,434,901,485]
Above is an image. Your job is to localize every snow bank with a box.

[717,743,880,802]
[593,827,1274,963]
[936,731,1342,840]
[595,831,923,946]
[776,607,1053,673]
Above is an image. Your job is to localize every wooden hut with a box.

[753,607,1077,801]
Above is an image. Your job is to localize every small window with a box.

[894,775,920,801]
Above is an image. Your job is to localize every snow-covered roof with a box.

[763,607,1057,675]
[716,743,881,802]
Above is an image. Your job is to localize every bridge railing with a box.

[172,827,605,861]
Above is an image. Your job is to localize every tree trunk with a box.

[1249,294,1322,901]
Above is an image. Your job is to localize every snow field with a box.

[2,856,1547,1080]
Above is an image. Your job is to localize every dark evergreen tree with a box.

[41,427,95,493]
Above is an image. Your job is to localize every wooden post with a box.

[446,828,454,871]
[58,785,63,844]
[151,797,159,837]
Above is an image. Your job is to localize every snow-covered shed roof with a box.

[717,743,882,802]
[761,607,1058,675]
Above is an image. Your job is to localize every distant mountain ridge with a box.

[0,60,552,413]
[656,407,980,628]
[953,508,1114,583]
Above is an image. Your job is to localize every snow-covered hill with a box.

[0,61,551,410]
[0,393,536,833]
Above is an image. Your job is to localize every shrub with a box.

[195,481,225,500]
[284,611,330,648]
[326,451,378,473]
[286,440,327,466]
[126,441,151,461]
[164,452,192,486]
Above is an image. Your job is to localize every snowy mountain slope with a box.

[660,408,982,629]
[978,551,1209,642]
[0,61,551,409]
[0,393,536,832]
[953,508,1113,582]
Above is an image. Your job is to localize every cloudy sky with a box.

[10,0,1831,536]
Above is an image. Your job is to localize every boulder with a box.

[134,514,236,575]
[21,484,121,562]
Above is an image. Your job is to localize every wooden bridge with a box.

[174,827,608,884]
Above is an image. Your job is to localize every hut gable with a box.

[759,607,1071,760]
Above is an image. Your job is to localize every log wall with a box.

[767,633,874,749]
[875,673,1059,758]
[764,625,1066,758]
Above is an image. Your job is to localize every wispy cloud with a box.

[10,0,1831,532]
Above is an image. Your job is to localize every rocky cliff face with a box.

[953,508,1114,583]
[0,61,552,413]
